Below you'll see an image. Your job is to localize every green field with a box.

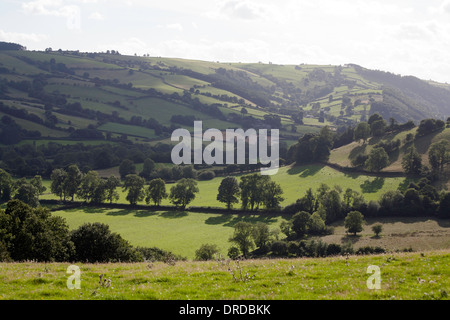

[97,122,158,139]
[52,208,287,259]
[40,164,412,208]
[0,250,448,300]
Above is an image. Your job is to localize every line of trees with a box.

[46,164,200,209]
[284,178,450,222]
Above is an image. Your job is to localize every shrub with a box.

[341,241,354,255]
[0,241,11,262]
[356,246,386,255]
[0,200,74,262]
[287,241,300,255]
[70,222,140,263]
[326,243,342,256]
[308,212,327,235]
[134,247,184,262]
[227,246,240,260]
[198,170,216,181]
[195,243,219,261]
[270,241,288,256]
[303,239,328,257]
[351,154,368,167]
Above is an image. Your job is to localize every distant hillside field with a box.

[1,48,450,150]
[329,126,450,177]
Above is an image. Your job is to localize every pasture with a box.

[40,164,413,208]
[51,208,287,259]
[0,250,448,300]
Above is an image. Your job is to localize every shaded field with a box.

[0,250,448,300]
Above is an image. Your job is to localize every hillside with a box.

[1,45,450,151]
[1,250,449,300]
[329,125,450,182]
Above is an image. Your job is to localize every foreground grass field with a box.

[0,250,448,300]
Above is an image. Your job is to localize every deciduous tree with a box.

[123,174,145,205]
[344,211,365,236]
[169,178,199,210]
[217,176,240,210]
[146,178,168,206]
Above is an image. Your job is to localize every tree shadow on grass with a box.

[205,214,233,225]
[287,164,324,177]
[134,210,159,218]
[82,207,107,214]
[397,177,418,192]
[106,209,134,216]
[159,211,188,219]
[223,214,280,228]
[360,177,385,193]
[349,144,367,162]
[340,234,362,245]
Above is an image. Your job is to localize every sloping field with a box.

[0,250,448,300]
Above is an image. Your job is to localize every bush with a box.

[270,241,288,256]
[0,241,11,262]
[326,243,342,256]
[70,222,140,263]
[302,239,328,257]
[287,241,300,255]
[198,170,216,181]
[228,246,240,260]
[341,241,354,255]
[195,243,219,261]
[134,247,184,262]
[351,154,368,167]
[356,246,386,255]
[0,200,74,262]
[308,212,327,235]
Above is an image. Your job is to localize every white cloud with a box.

[157,23,183,32]
[22,0,82,30]
[0,29,49,43]
[220,0,267,20]
[441,0,450,14]
[22,0,64,16]
[88,12,104,20]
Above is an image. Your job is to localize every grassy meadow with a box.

[0,250,448,300]
[40,164,415,208]
[52,208,287,259]
[51,207,450,260]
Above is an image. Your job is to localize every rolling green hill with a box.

[1,45,450,150]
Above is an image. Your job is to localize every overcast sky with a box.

[1,0,450,83]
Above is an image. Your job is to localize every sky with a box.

[1,0,450,83]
